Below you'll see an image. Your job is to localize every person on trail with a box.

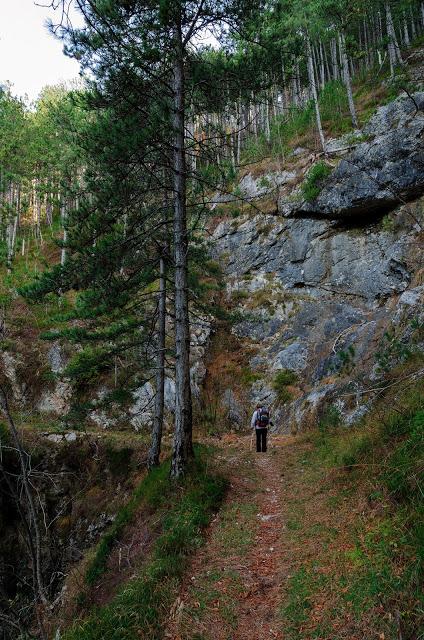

[251,404,273,452]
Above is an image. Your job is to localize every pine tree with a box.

[28,0,262,478]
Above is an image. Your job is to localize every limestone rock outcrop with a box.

[210,93,424,433]
[290,92,424,219]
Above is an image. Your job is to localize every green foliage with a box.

[316,379,424,635]
[240,101,313,164]
[375,321,424,373]
[381,213,395,232]
[66,448,227,640]
[240,367,262,386]
[382,406,424,501]
[272,369,298,404]
[241,79,354,165]
[273,369,298,388]
[319,80,351,134]
[301,161,332,202]
[318,404,342,435]
[231,288,249,303]
[337,344,356,374]
[257,175,272,189]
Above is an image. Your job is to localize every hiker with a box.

[251,404,273,452]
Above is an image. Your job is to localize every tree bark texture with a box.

[148,252,166,469]
[306,34,326,153]
[170,28,194,479]
[339,31,359,129]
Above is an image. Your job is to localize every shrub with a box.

[318,404,342,434]
[273,369,298,387]
[272,369,298,404]
[301,161,332,202]
[381,214,395,232]
[240,368,262,386]
[232,289,249,303]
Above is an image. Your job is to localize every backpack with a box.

[256,407,270,428]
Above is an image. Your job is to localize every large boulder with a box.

[286,92,424,219]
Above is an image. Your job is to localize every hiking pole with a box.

[250,430,254,451]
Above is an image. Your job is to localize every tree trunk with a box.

[339,31,358,129]
[291,60,299,107]
[295,61,302,105]
[330,37,340,80]
[409,7,417,39]
[264,96,271,143]
[148,252,166,469]
[306,33,326,153]
[7,211,19,273]
[403,14,410,47]
[170,28,193,479]
[319,41,326,88]
[236,99,242,165]
[251,93,258,137]
[386,1,403,75]
[363,18,372,69]
[322,42,331,84]
[46,191,53,226]
[60,198,67,266]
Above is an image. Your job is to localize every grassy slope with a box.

[56,446,227,640]
[240,58,412,168]
[279,365,424,640]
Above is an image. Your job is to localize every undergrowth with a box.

[64,446,227,640]
[273,369,298,404]
[241,73,400,165]
[284,372,424,639]
[84,457,170,585]
[301,161,332,202]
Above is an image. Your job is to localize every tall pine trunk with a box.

[319,41,326,88]
[306,33,326,154]
[339,31,358,129]
[264,96,271,143]
[170,29,193,479]
[148,252,166,469]
[60,197,67,266]
[330,37,340,80]
[409,7,417,39]
[403,14,410,47]
[386,1,403,75]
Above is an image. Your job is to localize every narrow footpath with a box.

[165,434,293,640]
[165,432,397,640]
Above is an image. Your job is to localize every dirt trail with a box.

[165,433,295,640]
[164,428,405,640]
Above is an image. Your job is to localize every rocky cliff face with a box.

[210,92,424,432]
[1,93,422,435]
